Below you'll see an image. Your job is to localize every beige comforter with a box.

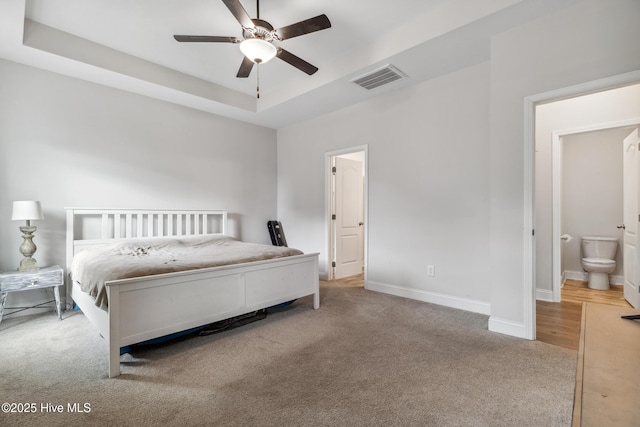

[70,235,303,311]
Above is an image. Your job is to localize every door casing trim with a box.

[324,145,369,284]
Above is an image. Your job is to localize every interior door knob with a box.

[617,224,626,230]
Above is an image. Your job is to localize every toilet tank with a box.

[581,236,618,259]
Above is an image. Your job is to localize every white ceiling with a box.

[0,0,564,128]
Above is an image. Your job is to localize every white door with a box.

[334,157,364,279]
[622,128,640,308]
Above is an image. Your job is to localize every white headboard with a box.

[65,208,228,270]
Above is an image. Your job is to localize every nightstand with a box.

[0,265,64,324]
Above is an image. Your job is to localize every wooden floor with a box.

[536,280,632,351]
[326,273,365,287]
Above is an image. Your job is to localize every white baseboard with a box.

[564,270,624,285]
[536,288,554,302]
[366,280,490,315]
[610,274,623,285]
[488,316,529,339]
[564,270,587,282]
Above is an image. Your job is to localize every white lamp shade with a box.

[12,201,44,221]
[240,38,277,64]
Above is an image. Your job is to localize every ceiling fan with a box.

[174,0,331,79]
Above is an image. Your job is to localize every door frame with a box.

[524,70,640,340]
[325,145,369,284]
[551,120,640,303]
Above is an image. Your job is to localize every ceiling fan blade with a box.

[276,48,318,75]
[222,0,255,29]
[275,14,331,41]
[174,35,240,43]
[236,56,255,78]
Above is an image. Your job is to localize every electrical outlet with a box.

[427,265,435,277]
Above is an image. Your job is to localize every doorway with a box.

[526,74,640,340]
[550,126,639,301]
[325,146,368,283]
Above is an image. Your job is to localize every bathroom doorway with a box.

[556,127,636,293]
[535,84,640,304]
[531,81,640,344]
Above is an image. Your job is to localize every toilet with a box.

[581,236,618,290]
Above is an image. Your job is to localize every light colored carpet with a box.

[0,279,576,426]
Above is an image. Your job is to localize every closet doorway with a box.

[325,146,368,282]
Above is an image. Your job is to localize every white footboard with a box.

[106,253,319,378]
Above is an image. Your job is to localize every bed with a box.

[65,208,319,378]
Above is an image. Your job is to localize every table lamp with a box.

[12,201,44,271]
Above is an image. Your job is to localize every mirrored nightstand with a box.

[0,265,64,323]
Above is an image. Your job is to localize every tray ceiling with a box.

[0,0,564,128]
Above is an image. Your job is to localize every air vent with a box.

[351,64,407,90]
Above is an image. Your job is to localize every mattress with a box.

[70,234,303,311]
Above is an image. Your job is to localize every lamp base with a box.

[18,224,39,271]
[18,257,39,272]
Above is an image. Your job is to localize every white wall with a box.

[0,59,277,316]
[534,84,640,293]
[562,128,629,277]
[278,61,492,314]
[489,0,640,336]
[278,0,640,337]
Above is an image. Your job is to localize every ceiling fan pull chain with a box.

[257,63,260,98]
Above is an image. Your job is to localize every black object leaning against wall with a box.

[267,220,296,309]
[267,220,288,247]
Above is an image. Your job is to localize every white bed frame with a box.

[65,208,319,378]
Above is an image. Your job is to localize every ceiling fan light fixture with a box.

[240,38,277,64]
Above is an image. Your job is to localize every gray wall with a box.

[0,58,277,314]
[562,128,629,277]
[278,62,492,313]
